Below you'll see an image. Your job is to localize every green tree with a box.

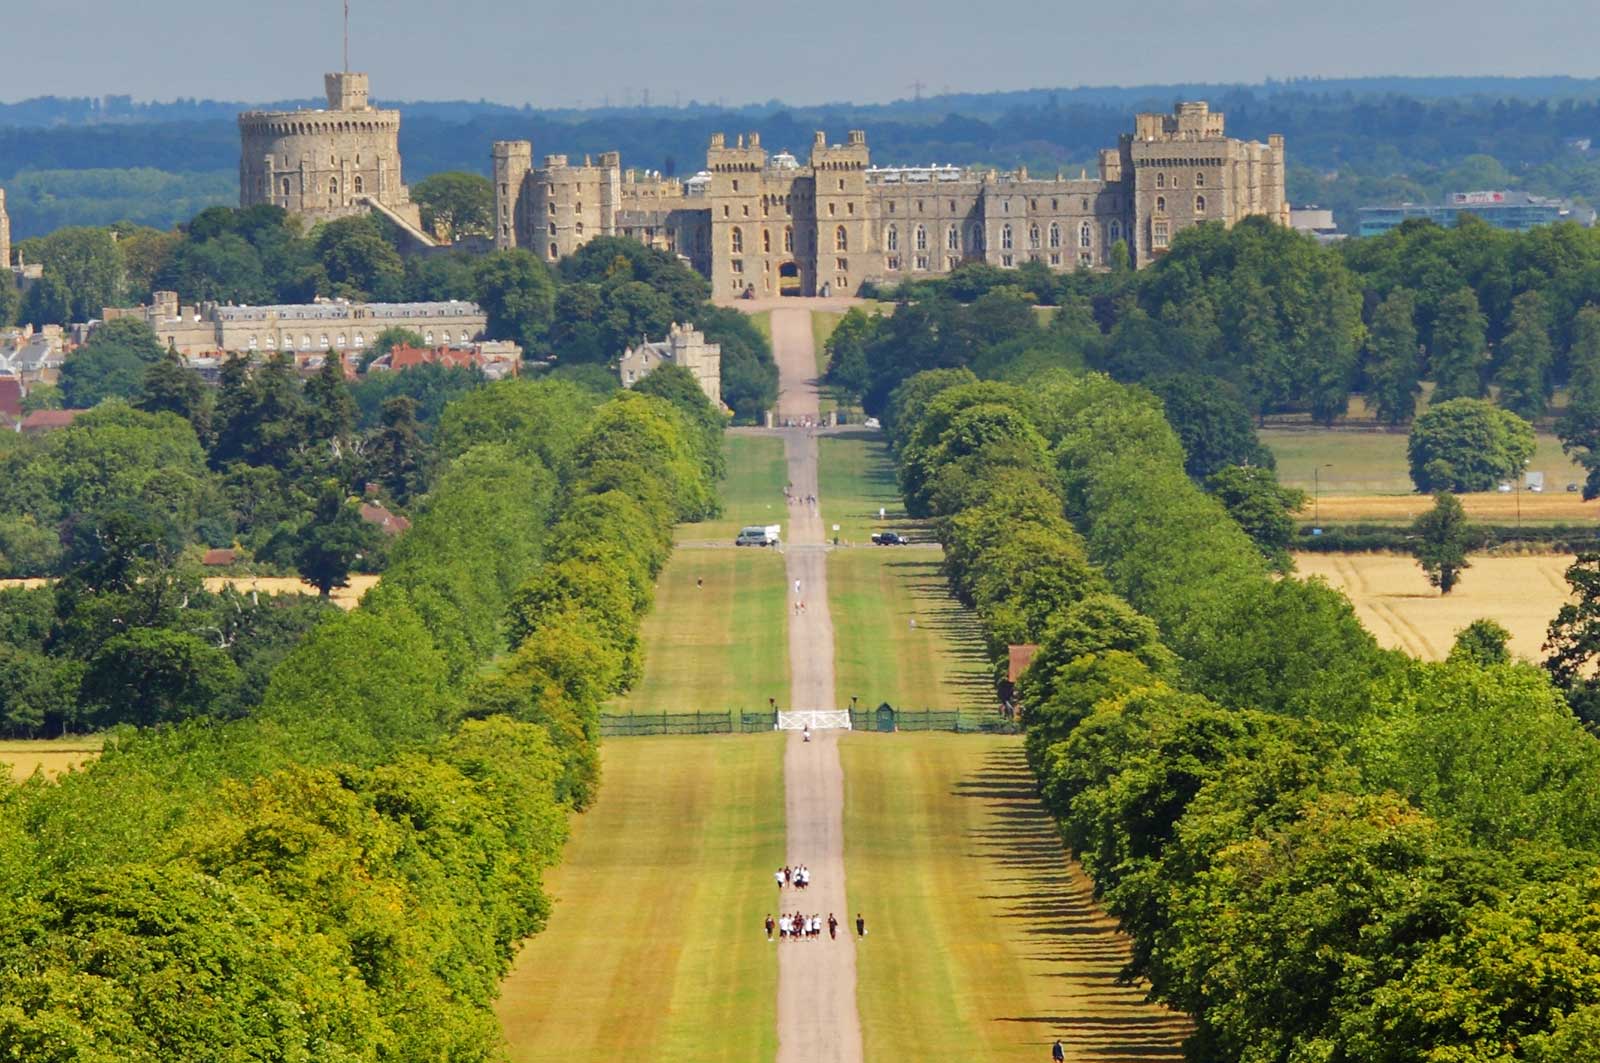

[1147,374,1272,479]
[365,325,425,368]
[302,350,357,446]
[80,627,241,727]
[20,384,62,414]
[59,317,167,408]
[473,249,557,351]
[1412,490,1471,594]
[1448,618,1512,666]
[1543,552,1600,727]
[314,214,403,300]
[1407,397,1535,493]
[1205,465,1306,573]
[135,350,208,432]
[1429,286,1489,400]
[18,272,72,328]
[1558,305,1600,498]
[366,395,430,504]
[1493,290,1553,419]
[24,226,124,320]
[295,481,379,596]
[412,172,494,241]
[1365,288,1422,424]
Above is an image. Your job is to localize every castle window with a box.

[763,229,772,253]
[549,222,557,236]
[1195,195,1207,214]
[731,259,743,274]
[1001,224,1013,250]
[1049,223,1061,249]
[732,179,739,191]
[1029,225,1040,249]
[247,335,258,350]
[970,226,984,251]
[281,178,291,196]
[1195,172,1205,188]
[915,225,927,251]
[886,225,898,252]
[785,226,794,252]
[355,334,366,348]
[549,243,558,259]
[1030,199,1037,210]
[424,332,434,345]
[329,178,338,196]
[336,334,347,348]
[889,202,896,213]
[321,334,331,349]
[829,203,837,216]
[1153,221,1169,249]
[1110,220,1122,241]
[917,200,924,212]
[1156,196,1166,213]
[838,179,845,191]
[742,205,750,217]
[1050,253,1061,266]
[947,225,959,251]
[301,335,311,350]
[949,200,956,212]
[1051,198,1058,210]
[1080,222,1092,249]
[1156,172,1166,189]
[1002,199,1010,213]
[723,205,730,217]
[915,255,929,271]
[1002,254,1013,267]
[354,176,363,193]
[887,256,900,271]
[835,226,848,252]
[731,227,744,253]
[836,258,848,272]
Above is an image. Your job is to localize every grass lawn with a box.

[676,433,788,544]
[614,547,789,715]
[828,548,991,710]
[817,435,908,544]
[749,310,772,344]
[842,735,1189,1061]
[497,735,785,1062]
[0,736,103,780]
[1263,426,1584,497]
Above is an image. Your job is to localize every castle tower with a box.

[0,187,10,270]
[238,73,421,231]
[493,140,534,250]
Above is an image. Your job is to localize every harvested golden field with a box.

[0,737,103,780]
[0,575,379,610]
[1306,491,1600,525]
[1294,552,1575,661]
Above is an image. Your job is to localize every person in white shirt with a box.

[775,868,785,889]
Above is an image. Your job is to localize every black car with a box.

[871,531,908,545]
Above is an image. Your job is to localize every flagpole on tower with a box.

[343,0,350,73]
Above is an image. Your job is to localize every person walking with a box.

[765,914,775,941]
[828,913,838,940]
[856,913,866,938]
[794,578,801,596]
[1052,1038,1065,1062]
[775,867,785,890]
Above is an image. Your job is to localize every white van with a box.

[735,524,781,547]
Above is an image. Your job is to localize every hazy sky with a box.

[5,0,1597,107]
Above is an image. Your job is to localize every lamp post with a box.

[1313,464,1333,529]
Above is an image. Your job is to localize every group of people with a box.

[775,864,812,889]
[764,911,867,941]
[782,484,818,509]
[767,912,835,941]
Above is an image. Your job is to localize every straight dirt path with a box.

[770,304,865,1063]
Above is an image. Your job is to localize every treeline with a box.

[4,205,778,420]
[889,366,1600,1059]
[840,217,1600,470]
[0,363,723,1057]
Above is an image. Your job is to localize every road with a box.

[771,304,865,1063]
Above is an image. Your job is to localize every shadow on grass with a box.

[953,745,1192,1060]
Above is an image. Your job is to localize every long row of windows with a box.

[1154,170,1208,189]
[1152,195,1207,215]
[242,329,473,352]
[729,225,841,253]
[277,176,365,196]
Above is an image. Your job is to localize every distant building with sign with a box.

[1358,191,1594,238]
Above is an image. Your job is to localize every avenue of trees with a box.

[6,206,778,421]
[0,363,723,1057]
[888,363,1600,1060]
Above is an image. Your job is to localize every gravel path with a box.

[770,305,865,1063]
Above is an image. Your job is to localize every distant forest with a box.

[10,77,1600,238]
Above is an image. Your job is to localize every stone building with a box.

[101,292,486,358]
[618,323,722,407]
[493,101,1288,296]
[238,73,428,240]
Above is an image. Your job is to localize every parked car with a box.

[871,531,909,545]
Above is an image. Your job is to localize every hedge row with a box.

[889,366,1600,1061]
[0,368,723,1060]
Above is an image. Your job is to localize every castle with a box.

[238,73,430,242]
[235,87,1288,297]
[493,102,1289,296]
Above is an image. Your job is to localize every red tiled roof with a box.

[0,379,21,419]
[201,548,238,566]
[383,344,483,372]
[359,502,412,536]
[1008,644,1041,684]
[20,409,84,432]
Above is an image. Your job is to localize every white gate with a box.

[776,710,852,731]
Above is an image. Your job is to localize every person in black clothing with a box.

[827,913,838,939]
[855,913,865,938]
[765,914,775,941]
[1051,1039,1065,1062]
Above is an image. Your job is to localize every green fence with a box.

[599,709,1017,736]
